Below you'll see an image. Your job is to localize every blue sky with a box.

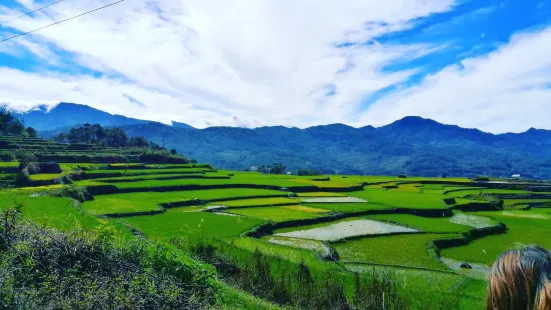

[0,0,550,132]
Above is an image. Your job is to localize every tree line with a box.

[54,123,174,153]
[0,106,38,137]
[252,163,322,176]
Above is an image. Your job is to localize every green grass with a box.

[421,184,445,190]
[208,197,298,208]
[445,188,532,197]
[29,173,66,181]
[303,202,392,213]
[91,172,378,189]
[441,212,551,265]
[84,168,207,177]
[83,196,165,215]
[393,183,423,192]
[227,206,324,222]
[344,264,486,309]
[58,163,106,171]
[104,177,306,189]
[124,209,263,240]
[333,233,455,270]
[82,189,288,215]
[349,188,449,209]
[443,186,485,192]
[365,214,472,233]
[92,173,211,182]
[0,193,100,231]
[503,199,551,206]
[229,237,334,268]
[0,161,19,169]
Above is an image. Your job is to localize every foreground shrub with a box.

[0,210,218,310]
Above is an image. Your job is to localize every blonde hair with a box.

[487,246,551,310]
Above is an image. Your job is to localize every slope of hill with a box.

[119,117,551,179]
[19,103,551,179]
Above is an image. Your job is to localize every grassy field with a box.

[29,173,66,181]
[349,188,449,209]
[503,199,551,206]
[444,188,533,197]
[82,189,289,215]
[303,202,392,213]
[344,264,486,309]
[4,157,551,309]
[333,233,456,270]
[95,177,307,189]
[207,197,299,208]
[441,211,551,264]
[227,206,326,222]
[124,209,264,240]
[0,193,99,230]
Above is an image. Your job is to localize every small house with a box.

[511,174,521,180]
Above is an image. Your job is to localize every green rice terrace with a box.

[2,132,551,308]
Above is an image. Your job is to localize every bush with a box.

[297,169,322,176]
[14,150,37,169]
[398,174,407,178]
[25,162,41,174]
[474,176,490,181]
[0,213,218,310]
[38,162,62,174]
[139,150,189,164]
[0,152,15,161]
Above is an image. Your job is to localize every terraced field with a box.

[3,161,551,309]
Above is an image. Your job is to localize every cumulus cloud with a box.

[358,26,551,133]
[1,0,550,133]
[0,0,455,128]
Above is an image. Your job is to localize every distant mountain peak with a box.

[383,116,442,129]
[14,102,150,131]
[309,123,356,130]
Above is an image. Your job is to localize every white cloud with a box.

[359,26,551,133]
[0,0,455,128]
[6,0,550,134]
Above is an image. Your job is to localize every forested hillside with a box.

[119,118,551,179]
[18,103,551,179]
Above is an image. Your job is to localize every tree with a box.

[170,149,178,155]
[269,162,286,174]
[54,133,67,143]
[25,127,38,138]
[149,141,163,150]
[297,168,322,176]
[128,136,149,148]
[14,150,36,168]
[65,124,128,147]
[0,106,25,135]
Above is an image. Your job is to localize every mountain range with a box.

[14,102,551,179]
